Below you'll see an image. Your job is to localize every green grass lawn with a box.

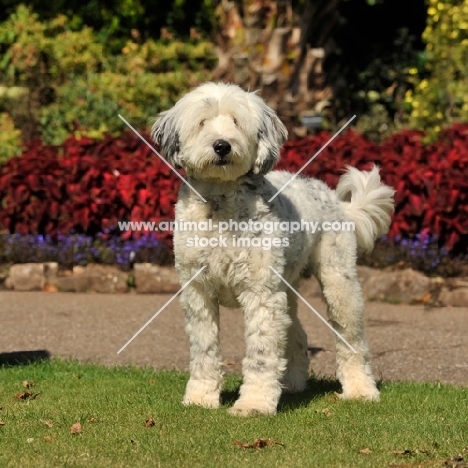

[0,360,467,468]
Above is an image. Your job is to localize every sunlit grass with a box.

[0,359,467,467]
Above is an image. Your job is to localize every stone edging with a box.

[1,263,467,307]
[3,263,179,294]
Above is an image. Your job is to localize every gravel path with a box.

[1,280,467,385]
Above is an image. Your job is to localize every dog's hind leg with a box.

[316,232,380,401]
[180,283,223,409]
[229,289,291,416]
[281,290,309,393]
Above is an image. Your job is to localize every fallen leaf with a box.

[315,408,333,417]
[43,420,53,428]
[26,438,34,443]
[147,379,157,384]
[43,435,55,442]
[359,448,373,455]
[393,449,429,456]
[0,420,4,426]
[144,417,155,427]
[326,395,338,403]
[43,284,58,292]
[87,417,97,423]
[70,422,83,434]
[16,392,41,400]
[232,438,284,449]
[22,380,35,388]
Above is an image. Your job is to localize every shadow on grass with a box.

[0,350,51,366]
[221,376,342,412]
[279,377,342,412]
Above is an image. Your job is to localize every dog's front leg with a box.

[181,284,223,409]
[229,290,291,416]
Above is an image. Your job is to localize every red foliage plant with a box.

[0,132,179,246]
[0,124,467,252]
[277,125,468,252]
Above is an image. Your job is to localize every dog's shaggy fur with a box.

[152,82,395,416]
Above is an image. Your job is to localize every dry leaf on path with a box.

[359,448,373,455]
[232,438,284,449]
[70,422,83,434]
[144,417,156,427]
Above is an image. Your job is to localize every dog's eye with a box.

[199,119,206,128]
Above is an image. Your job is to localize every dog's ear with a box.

[151,109,183,168]
[252,100,288,175]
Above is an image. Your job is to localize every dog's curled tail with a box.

[336,165,395,254]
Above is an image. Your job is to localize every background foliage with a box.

[0,0,467,270]
[405,0,468,140]
[0,5,216,146]
[0,0,217,47]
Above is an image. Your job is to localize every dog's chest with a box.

[173,188,273,281]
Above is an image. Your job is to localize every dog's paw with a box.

[228,400,277,416]
[339,386,380,402]
[183,393,220,409]
[183,378,221,409]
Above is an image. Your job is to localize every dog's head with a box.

[151,82,287,181]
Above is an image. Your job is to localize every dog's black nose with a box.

[213,139,231,157]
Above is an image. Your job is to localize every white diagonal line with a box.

[268,115,356,202]
[117,266,206,354]
[269,266,357,354]
[118,114,207,203]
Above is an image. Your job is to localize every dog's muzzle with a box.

[213,139,231,165]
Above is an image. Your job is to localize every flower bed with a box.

[277,125,468,254]
[0,124,467,260]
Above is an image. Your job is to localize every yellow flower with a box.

[419,80,429,90]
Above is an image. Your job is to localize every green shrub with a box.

[0,5,216,145]
[0,111,22,164]
[405,0,468,139]
[39,70,209,144]
[355,103,396,142]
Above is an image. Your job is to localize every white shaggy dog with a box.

[152,82,394,416]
